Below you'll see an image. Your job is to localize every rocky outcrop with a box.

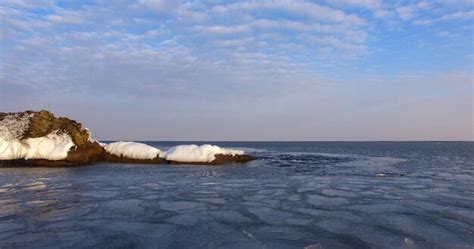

[0,110,104,166]
[168,154,254,165]
[101,152,169,165]
[0,110,254,166]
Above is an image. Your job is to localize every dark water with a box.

[0,142,473,249]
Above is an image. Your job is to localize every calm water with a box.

[0,142,473,249]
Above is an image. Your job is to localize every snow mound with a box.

[0,130,75,160]
[104,141,161,160]
[159,144,244,163]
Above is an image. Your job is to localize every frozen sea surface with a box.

[0,142,473,249]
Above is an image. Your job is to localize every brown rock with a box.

[101,152,169,164]
[168,153,254,165]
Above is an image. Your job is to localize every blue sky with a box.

[1,0,473,140]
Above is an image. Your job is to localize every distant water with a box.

[1,142,473,249]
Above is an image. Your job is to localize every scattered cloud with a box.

[0,0,472,140]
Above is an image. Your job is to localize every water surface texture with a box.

[1,142,473,249]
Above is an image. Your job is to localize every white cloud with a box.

[45,10,84,25]
[197,18,365,35]
[386,1,433,21]
[196,24,251,34]
[300,34,367,54]
[213,37,255,47]
[414,10,474,25]
[326,0,383,10]
[1,0,53,9]
[211,0,366,26]
[137,0,176,12]
[396,5,417,20]
[439,10,474,21]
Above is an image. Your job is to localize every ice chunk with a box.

[104,141,161,159]
[107,221,173,239]
[166,214,199,226]
[210,210,253,223]
[159,144,244,163]
[306,194,349,206]
[316,219,354,234]
[103,199,145,213]
[158,201,204,211]
[248,207,293,225]
[322,189,357,198]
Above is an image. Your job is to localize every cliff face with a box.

[0,110,254,166]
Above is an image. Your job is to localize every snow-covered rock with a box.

[104,141,161,160]
[160,144,244,163]
[0,110,104,165]
[0,130,75,160]
[0,110,254,166]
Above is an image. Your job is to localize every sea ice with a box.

[209,210,253,223]
[306,194,349,206]
[316,219,354,234]
[158,201,204,211]
[285,217,313,226]
[103,199,145,213]
[197,198,226,205]
[166,213,200,226]
[248,207,293,225]
[1,142,472,248]
[375,214,462,245]
[321,189,357,198]
[252,226,306,241]
[0,220,24,234]
[107,221,173,239]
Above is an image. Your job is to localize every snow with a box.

[103,142,245,162]
[159,144,244,163]
[104,141,161,160]
[0,130,75,160]
[0,113,75,161]
[0,112,33,140]
[84,128,95,143]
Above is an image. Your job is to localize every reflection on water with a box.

[0,142,473,249]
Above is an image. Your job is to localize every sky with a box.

[0,0,473,141]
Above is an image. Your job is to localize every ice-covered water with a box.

[0,142,473,249]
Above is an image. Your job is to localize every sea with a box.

[0,142,473,249]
